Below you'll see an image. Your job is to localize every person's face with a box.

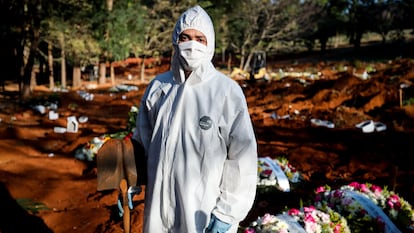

[178,29,207,46]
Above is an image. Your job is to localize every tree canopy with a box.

[1,0,413,97]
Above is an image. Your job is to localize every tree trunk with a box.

[227,53,232,72]
[320,36,328,53]
[30,66,37,91]
[221,47,225,64]
[107,0,113,11]
[59,33,67,88]
[99,0,113,86]
[240,48,246,70]
[353,31,363,50]
[22,29,40,100]
[21,0,42,100]
[110,63,115,85]
[61,51,66,88]
[48,43,55,90]
[243,52,253,72]
[72,66,82,88]
[140,58,145,82]
[99,62,106,85]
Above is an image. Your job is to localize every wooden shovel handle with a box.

[120,179,130,233]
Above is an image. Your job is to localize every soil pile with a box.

[0,57,413,233]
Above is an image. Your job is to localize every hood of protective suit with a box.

[171,5,215,83]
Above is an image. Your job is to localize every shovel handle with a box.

[120,179,130,233]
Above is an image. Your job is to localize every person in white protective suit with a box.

[132,5,258,233]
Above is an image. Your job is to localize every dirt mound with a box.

[0,58,413,233]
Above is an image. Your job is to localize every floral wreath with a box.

[314,182,414,233]
[257,156,303,192]
[244,205,350,233]
[244,182,414,233]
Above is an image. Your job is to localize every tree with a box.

[346,0,376,49]
[90,0,148,84]
[202,0,243,71]
[0,0,24,93]
[224,0,302,70]
[42,0,101,89]
[2,0,46,99]
[2,0,414,95]
[370,1,395,43]
[297,0,348,52]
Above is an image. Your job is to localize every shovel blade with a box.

[122,138,137,187]
[97,139,124,191]
[96,138,138,191]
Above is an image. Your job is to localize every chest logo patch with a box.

[199,116,212,130]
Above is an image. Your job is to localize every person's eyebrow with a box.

[195,35,206,40]
[180,32,205,38]
[179,33,190,40]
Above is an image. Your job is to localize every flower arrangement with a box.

[74,135,111,161]
[244,206,350,233]
[314,182,414,233]
[257,156,303,192]
[244,213,290,233]
[287,206,350,233]
[243,181,414,233]
[74,106,138,161]
[276,157,302,183]
[106,105,138,140]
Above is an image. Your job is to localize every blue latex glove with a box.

[205,214,231,233]
[117,186,142,217]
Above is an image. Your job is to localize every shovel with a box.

[120,179,130,233]
[97,138,138,233]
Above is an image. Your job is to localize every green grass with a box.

[17,198,50,214]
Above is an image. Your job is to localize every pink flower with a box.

[315,186,325,193]
[359,183,369,193]
[349,182,360,189]
[333,223,342,233]
[304,213,316,223]
[261,213,273,224]
[389,194,400,203]
[387,194,402,210]
[370,184,382,193]
[244,228,255,233]
[304,206,316,212]
[288,208,300,216]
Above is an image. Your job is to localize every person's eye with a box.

[198,37,207,45]
[179,34,190,42]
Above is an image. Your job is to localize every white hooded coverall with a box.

[133,5,258,233]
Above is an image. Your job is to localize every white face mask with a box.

[178,40,208,71]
